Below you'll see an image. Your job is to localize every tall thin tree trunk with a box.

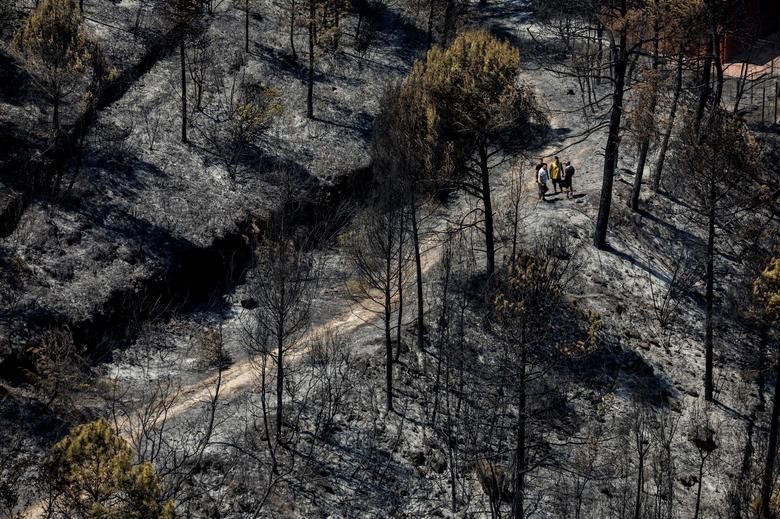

[180,38,188,143]
[441,0,453,45]
[596,22,603,85]
[712,31,724,110]
[307,0,315,119]
[759,347,780,519]
[260,354,277,473]
[635,445,645,519]
[695,32,714,130]
[426,0,434,49]
[479,142,495,278]
[385,281,393,412]
[276,319,284,442]
[704,177,716,402]
[395,209,405,362]
[52,93,60,135]
[629,138,650,212]
[629,22,659,211]
[411,193,425,353]
[594,5,628,250]
[289,0,298,60]
[385,222,394,412]
[511,338,526,518]
[652,46,684,193]
[245,0,250,53]
[694,458,705,519]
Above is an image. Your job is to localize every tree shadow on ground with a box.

[638,208,702,247]
[359,0,427,65]
[0,49,36,106]
[487,19,571,67]
[311,111,373,140]
[574,329,677,406]
[82,147,167,202]
[603,243,674,285]
[460,270,677,408]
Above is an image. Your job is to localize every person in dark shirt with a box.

[562,161,575,199]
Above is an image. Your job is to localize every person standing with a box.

[550,156,563,194]
[563,160,575,198]
[537,162,549,201]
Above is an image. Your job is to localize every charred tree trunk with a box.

[635,442,646,519]
[385,221,394,412]
[426,0,435,49]
[479,142,495,278]
[245,0,250,53]
[596,22,603,85]
[704,176,716,402]
[694,454,706,519]
[629,22,659,211]
[712,31,724,110]
[695,33,714,131]
[629,138,650,212]
[760,347,780,519]
[411,193,425,353]
[52,92,61,135]
[594,6,627,250]
[442,0,453,45]
[276,317,285,442]
[260,354,277,473]
[180,37,188,143]
[307,0,315,119]
[511,339,527,518]
[289,0,298,61]
[652,45,684,193]
[385,269,393,412]
[396,208,405,362]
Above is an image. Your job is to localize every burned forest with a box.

[1,0,780,516]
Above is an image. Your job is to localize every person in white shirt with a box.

[537,163,549,201]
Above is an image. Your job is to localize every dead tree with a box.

[344,204,404,411]
[592,0,629,249]
[193,69,282,181]
[651,42,685,193]
[304,0,344,117]
[491,225,585,517]
[372,82,437,354]
[627,36,659,211]
[754,253,780,519]
[163,0,200,143]
[253,188,318,442]
[187,33,213,112]
[104,322,226,510]
[11,0,93,134]
[29,327,83,410]
[688,403,719,519]
[244,0,251,53]
[672,108,763,401]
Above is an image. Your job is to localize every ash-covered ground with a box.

[2,0,780,517]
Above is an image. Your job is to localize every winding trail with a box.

[21,226,447,519]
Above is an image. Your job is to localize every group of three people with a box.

[537,156,575,200]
